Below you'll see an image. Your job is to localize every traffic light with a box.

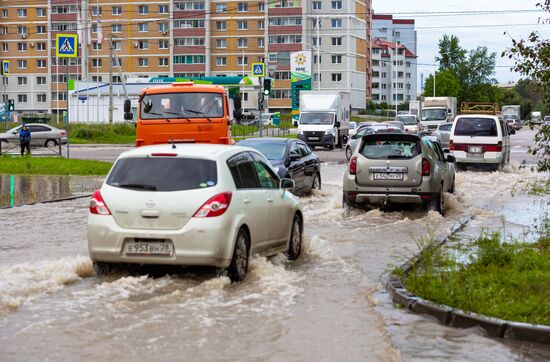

[7,99,14,112]
[263,78,272,96]
[258,95,264,110]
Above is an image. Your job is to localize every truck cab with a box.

[420,97,457,132]
[135,83,234,147]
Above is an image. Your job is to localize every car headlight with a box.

[298,129,303,135]
[325,129,332,135]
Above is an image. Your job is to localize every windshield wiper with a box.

[118,183,157,191]
[185,109,213,122]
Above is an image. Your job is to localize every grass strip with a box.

[403,221,550,325]
[0,156,112,175]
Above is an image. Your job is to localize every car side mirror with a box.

[123,99,131,113]
[335,121,341,128]
[281,178,295,190]
[289,152,300,161]
[446,155,456,163]
[124,112,134,121]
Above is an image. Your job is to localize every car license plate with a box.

[125,241,173,256]
[468,145,483,153]
[309,137,319,140]
[374,173,404,180]
[466,152,484,158]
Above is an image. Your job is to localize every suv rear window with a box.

[454,118,497,137]
[106,157,217,191]
[360,138,420,159]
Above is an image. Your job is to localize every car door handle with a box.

[243,198,251,205]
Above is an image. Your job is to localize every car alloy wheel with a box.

[286,214,302,261]
[227,228,249,282]
[45,139,57,148]
[345,147,352,160]
[312,173,321,191]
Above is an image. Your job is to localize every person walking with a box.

[19,124,31,156]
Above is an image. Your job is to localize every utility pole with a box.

[108,33,113,124]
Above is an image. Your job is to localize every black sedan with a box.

[236,138,321,195]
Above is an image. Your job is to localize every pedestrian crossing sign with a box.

[251,63,265,77]
[56,34,78,58]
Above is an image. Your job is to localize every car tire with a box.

[286,214,302,261]
[449,178,456,194]
[93,261,113,276]
[311,172,321,192]
[45,139,57,148]
[327,143,334,151]
[430,187,445,215]
[342,194,354,216]
[226,228,250,282]
[345,146,352,160]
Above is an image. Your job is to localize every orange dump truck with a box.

[134,82,236,147]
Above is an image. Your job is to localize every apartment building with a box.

[372,14,416,54]
[0,0,372,117]
[370,39,416,106]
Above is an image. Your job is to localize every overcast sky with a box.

[372,0,549,90]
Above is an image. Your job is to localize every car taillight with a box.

[449,142,468,152]
[90,190,111,215]
[422,158,430,176]
[193,192,232,218]
[449,140,454,150]
[484,142,502,152]
[349,156,357,175]
[60,130,67,135]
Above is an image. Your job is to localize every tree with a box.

[436,35,467,76]
[465,47,497,87]
[423,70,461,97]
[504,1,550,171]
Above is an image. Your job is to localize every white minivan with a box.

[449,115,511,171]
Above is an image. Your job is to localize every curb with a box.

[387,215,550,345]
[0,194,92,209]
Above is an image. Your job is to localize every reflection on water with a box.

[0,175,104,208]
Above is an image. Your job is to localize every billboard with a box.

[290,51,312,122]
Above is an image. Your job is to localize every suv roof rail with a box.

[460,102,500,115]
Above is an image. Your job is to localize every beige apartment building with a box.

[0,0,371,116]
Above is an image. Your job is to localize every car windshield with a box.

[140,92,224,120]
[349,122,357,129]
[106,157,217,191]
[454,118,497,137]
[397,116,417,125]
[353,127,374,138]
[299,113,334,125]
[360,138,420,159]
[421,109,447,121]
[238,141,286,161]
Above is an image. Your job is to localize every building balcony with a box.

[173,28,205,37]
[51,13,77,22]
[268,43,301,52]
[267,26,302,35]
[268,8,302,16]
[174,64,206,72]
[173,46,206,54]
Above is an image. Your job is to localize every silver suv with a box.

[342,134,455,214]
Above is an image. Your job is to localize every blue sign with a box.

[1,60,8,76]
[56,34,78,58]
[251,63,265,77]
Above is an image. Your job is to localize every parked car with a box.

[449,115,511,171]
[385,121,405,132]
[345,126,376,160]
[237,138,321,195]
[87,144,304,282]
[503,114,522,130]
[395,114,421,134]
[432,122,453,149]
[0,123,67,148]
[343,134,455,214]
[348,122,358,138]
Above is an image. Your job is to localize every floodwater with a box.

[0,175,103,208]
[0,164,549,361]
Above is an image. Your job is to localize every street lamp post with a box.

[302,41,320,91]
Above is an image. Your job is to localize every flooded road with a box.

[0,164,549,361]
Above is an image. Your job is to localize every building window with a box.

[216,21,227,30]
[92,59,102,67]
[1,43,7,52]
[175,2,205,10]
[158,40,168,49]
[18,9,27,17]
[313,1,321,10]
[216,4,227,12]
[138,5,149,15]
[381,72,387,78]
[258,2,265,11]
[18,60,27,69]
[268,35,302,44]
[17,77,27,85]
[313,73,322,82]
[237,21,248,30]
[313,55,322,64]
[1,9,8,18]
[36,25,47,34]
[158,23,169,33]
[17,43,27,52]
[312,37,321,46]
[112,24,122,33]
[331,73,342,82]
[331,1,342,10]
[216,57,227,66]
[36,59,47,68]
[238,3,248,12]
[159,58,169,67]
[112,41,122,50]
[37,94,47,103]
[270,17,301,26]
[331,37,342,46]
[18,94,28,103]
[91,6,101,16]
[158,5,169,14]
[270,89,291,99]
[331,19,342,28]
[92,42,101,50]
[331,55,342,64]
[258,20,264,29]
[372,71,380,77]
[238,56,248,66]
[17,26,28,35]
[173,55,205,64]
[138,40,148,49]
[138,58,149,67]
[92,76,103,82]
[382,84,387,89]
[311,19,321,28]
[216,39,227,48]
[406,73,411,79]
[37,10,46,19]
[139,23,149,32]
[1,27,8,35]
[112,76,122,83]
[258,38,264,48]
[37,76,47,85]
[111,58,122,67]
[237,38,248,48]
[112,6,121,15]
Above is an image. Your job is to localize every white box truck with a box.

[409,101,421,118]
[420,97,457,131]
[297,91,351,150]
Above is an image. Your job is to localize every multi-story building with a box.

[371,14,416,54]
[370,39,416,106]
[0,0,371,118]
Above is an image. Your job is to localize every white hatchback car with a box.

[87,144,303,282]
[449,115,511,171]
